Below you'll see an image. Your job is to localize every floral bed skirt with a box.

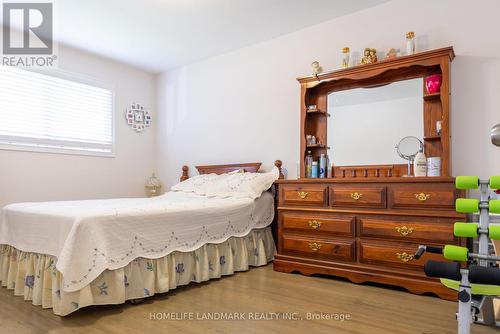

[0,227,275,316]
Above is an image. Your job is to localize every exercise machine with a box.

[415,175,500,334]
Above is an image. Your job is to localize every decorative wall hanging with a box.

[125,103,151,132]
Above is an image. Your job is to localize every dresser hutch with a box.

[274,47,464,300]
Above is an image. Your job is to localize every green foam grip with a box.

[456,176,479,190]
[454,222,478,237]
[489,200,500,214]
[456,198,479,213]
[443,245,469,262]
[489,225,500,240]
[489,176,500,189]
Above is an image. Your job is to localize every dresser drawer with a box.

[389,184,457,209]
[359,240,446,271]
[281,212,354,237]
[358,216,455,243]
[280,185,328,206]
[282,235,355,262]
[330,186,386,208]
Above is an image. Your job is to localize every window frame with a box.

[0,68,116,158]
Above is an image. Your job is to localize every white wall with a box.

[157,0,500,188]
[0,45,157,208]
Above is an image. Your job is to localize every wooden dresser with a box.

[274,47,466,300]
[274,178,464,300]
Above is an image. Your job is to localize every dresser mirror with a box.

[327,78,423,166]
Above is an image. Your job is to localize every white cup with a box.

[426,157,441,177]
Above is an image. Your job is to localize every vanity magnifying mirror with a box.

[395,135,424,176]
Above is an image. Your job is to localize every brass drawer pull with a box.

[396,252,414,262]
[308,220,322,229]
[415,193,431,201]
[308,242,322,251]
[395,226,414,236]
[297,191,309,199]
[350,192,363,200]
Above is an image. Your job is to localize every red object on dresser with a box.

[425,74,442,93]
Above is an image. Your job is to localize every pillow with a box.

[170,167,279,199]
[170,173,222,194]
[204,167,280,199]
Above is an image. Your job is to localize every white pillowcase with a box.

[171,167,279,199]
[170,173,221,194]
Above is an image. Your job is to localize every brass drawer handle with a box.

[308,242,322,251]
[297,191,309,199]
[395,226,414,236]
[415,193,431,201]
[396,252,414,262]
[308,220,322,229]
[350,192,363,200]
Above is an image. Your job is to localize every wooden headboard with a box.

[180,160,283,181]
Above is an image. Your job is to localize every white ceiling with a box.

[55,0,387,73]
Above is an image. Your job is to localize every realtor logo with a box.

[2,1,57,67]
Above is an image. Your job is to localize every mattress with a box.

[0,191,274,292]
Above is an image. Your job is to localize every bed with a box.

[0,161,283,316]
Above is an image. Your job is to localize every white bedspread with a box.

[0,191,274,292]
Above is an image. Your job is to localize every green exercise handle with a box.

[456,198,479,213]
[443,245,468,262]
[489,225,500,240]
[456,176,479,190]
[490,200,500,214]
[454,222,478,237]
[490,176,500,189]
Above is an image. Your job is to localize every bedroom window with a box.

[0,67,114,156]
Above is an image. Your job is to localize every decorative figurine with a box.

[360,48,377,64]
[311,61,322,77]
[360,48,371,64]
[341,47,350,68]
[385,48,398,59]
[369,48,378,63]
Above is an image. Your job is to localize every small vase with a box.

[425,74,442,94]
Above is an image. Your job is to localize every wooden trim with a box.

[275,176,457,184]
[297,47,455,84]
[273,256,457,301]
[195,162,262,175]
[179,160,284,180]
[180,165,189,182]
[278,206,464,219]
[274,159,284,179]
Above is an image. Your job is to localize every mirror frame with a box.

[327,78,425,167]
[297,47,454,179]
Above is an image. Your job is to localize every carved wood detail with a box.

[299,47,454,179]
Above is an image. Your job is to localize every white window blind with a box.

[0,67,114,156]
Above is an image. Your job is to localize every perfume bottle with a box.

[319,154,326,178]
[305,150,313,178]
[342,47,350,68]
[413,147,427,177]
[311,161,319,178]
[406,31,416,55]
